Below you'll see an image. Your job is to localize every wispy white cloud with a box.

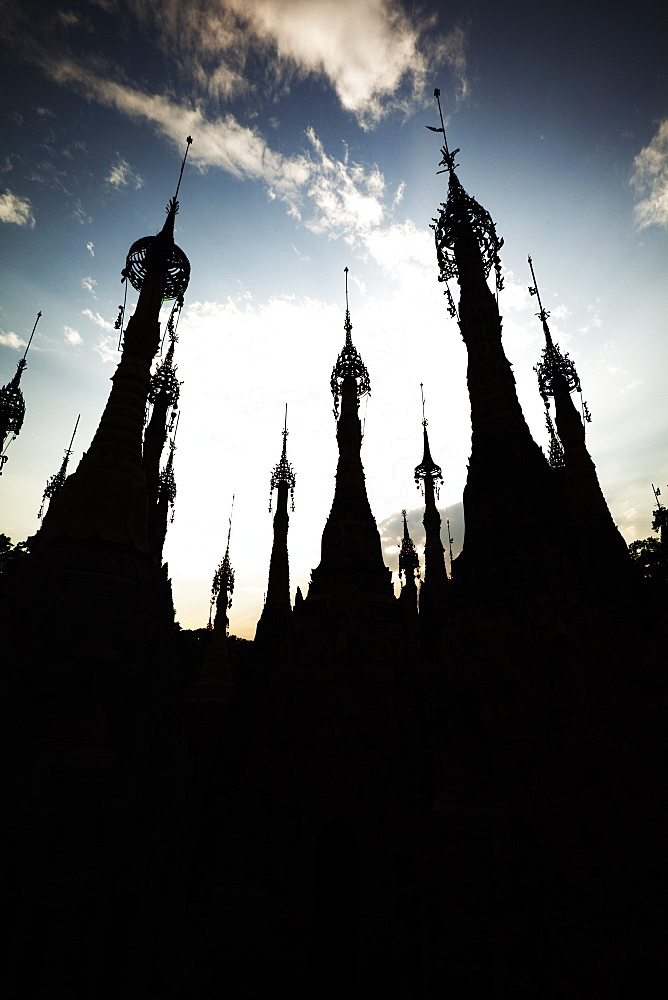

[82,308,114,330]
[121,0,466,126]
[81,276,97,295]
[631,118,668,229]
[73,198,92,224]
[0,189,35,227]
[106,155,143,189]
[64,325,83,345]
[0,330,27,349]
[86,241,95,256]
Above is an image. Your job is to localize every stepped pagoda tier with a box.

[414,385,448,628]
[0,311,41,476]
[307,269,393,603]
[255,407,296,650]
[429,92,563,613]
[529,255,631,583]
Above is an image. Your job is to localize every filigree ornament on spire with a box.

[269,405,296,512]
[398,509,420,583]
[428,89,504,295]
[38,413,79,518]
[331,267,371,419]
[414,384,443,497]
[0,311,41,465]
[529,255,592,456]
[210,495,235,623]
[148,328,181,407]
[121,137,193,302]
[158,414,179,523]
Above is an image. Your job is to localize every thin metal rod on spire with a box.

[447,517,454,577]
[344,266,349,312]
[226,494,235,551]
[174,136,193,202]
[527,254,550,330]
[67,413,80,454]
[22,311,42,361]
[420,382,427,427]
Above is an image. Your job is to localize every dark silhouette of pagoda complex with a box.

[1,106,665,1000]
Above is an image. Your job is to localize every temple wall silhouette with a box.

[0,117,667,999]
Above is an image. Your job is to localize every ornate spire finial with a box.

[121,137,192,306]
[148,326,181,408]
[210,494,235,625]
[398,508,420,585]
[530,255,591,469]
[330,267,370,419]
[415,384,443,497]
[429,89,504,298]
[38,413,79,517]
[269,404,296,512]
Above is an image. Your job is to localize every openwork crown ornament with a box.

[398,510,420,582]
[427,89,504,295]
[122,139,194,303]
[331,269,370,419]
[123,226,191,302]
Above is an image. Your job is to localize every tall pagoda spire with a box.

[307,268,392,600]
[428,91,560,609]
[398,509,420,613]
[0,311,41,476]
[38,137,192,549]
[529,254,631,577]
[38,414,80,518]
[201,496,235,687]
[255,406,296,649]
[414,384,448,624]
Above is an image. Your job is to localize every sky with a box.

[0,0,666,638]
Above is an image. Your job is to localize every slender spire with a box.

[398,509,420,612]
[38,138,192,549]
[201,496,235,685]
[210,496,235,629]
[308,268,392,600]
[652,483,667,554]
[0,311,41,475]
[528,254,632,580]
[427,91,561,611]
[256,407,296,648]
[330,266,370,420]
[414,384,448,621]
[38,414,80,518]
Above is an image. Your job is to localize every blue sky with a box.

[1,0,666,637]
